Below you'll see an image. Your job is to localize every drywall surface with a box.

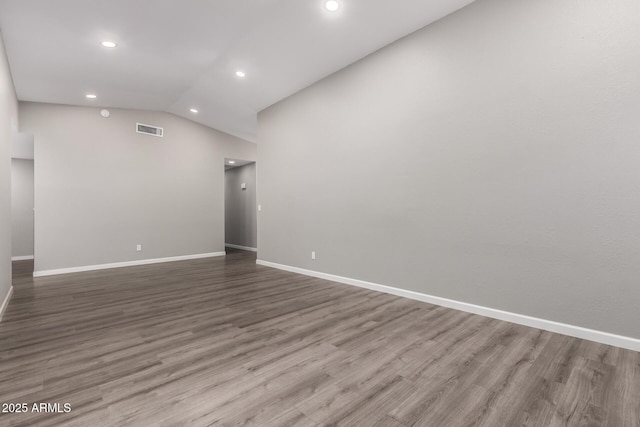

[11,159,33,257]
[0,31,18,309]
[258,0,640,339]
[225,163,257,249]
[19,102,256,272]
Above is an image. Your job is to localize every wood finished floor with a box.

[0,249,638,427]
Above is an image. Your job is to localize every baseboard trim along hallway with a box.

[256,259,640,352]
[224,243,258,252]
[11,255,34,261]
[0,285,13,322]
[34,252,227,277]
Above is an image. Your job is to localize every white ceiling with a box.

[225,158,254,170]
[0,0,475,142]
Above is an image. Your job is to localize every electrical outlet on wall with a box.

[136,244,142,251]
[311,251,316,260]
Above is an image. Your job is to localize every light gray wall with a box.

[258,0,640,339]
[225,163,257,249]
[0,31,18,308]
[11,159,33,258]
[19,102,256,273]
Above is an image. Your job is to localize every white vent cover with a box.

[136,123,163,137]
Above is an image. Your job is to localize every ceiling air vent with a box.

[136,123,163,137]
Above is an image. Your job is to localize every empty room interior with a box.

[1,0,639,426]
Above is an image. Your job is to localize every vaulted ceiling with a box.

[0,0,475,142]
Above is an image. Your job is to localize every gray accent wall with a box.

[0,31,18,308]
[225,163,257,249]
[19,102,256,273]
[258,0,640,339]
[11,159,33,258]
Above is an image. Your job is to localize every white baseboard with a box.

[0,286,13,322]
[256,259,640,352]
[225,243,257,252]
[34,252,226,277]
[12,255,34,261]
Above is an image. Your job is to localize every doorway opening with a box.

[224,158,257,255]
[11,132,35,278]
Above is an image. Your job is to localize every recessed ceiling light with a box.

[235,71,246,78]
[86,94,97,99]
[190,108,198,113]
[100,41,117,48]
[228,160,236,164]
[325,0,340,11]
